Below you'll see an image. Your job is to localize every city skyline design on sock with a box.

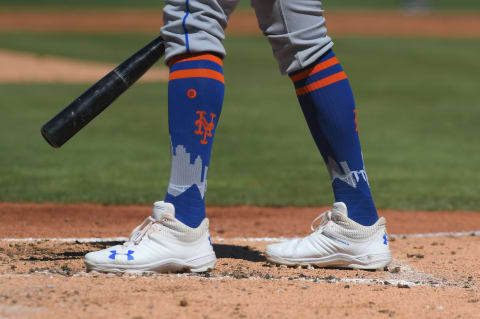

[290,49,378,226]
[164,53,224,228]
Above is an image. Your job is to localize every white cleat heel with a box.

[188,254,218,273]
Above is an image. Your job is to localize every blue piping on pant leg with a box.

[182,0,191,53]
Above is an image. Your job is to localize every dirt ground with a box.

[0,49,167,84]
[2,203,480,238]
[0,203,479,318]
[1,10,480,37]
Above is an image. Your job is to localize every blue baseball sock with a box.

[290,49,378,226]
[164,53,224,228]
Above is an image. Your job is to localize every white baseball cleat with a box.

[265,202,392,270]
[84,201,216,274]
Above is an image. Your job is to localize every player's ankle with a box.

[164,185,206,228]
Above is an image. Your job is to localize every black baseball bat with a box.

[41,36,165,148]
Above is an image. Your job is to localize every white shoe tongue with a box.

[332,202,348,217]
[152,201,175,220]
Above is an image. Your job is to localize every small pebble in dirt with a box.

[344,285,350,289]
[397,283,410,289]
[406,253,424,259]
[61,264,71,271]
[301,285,309,289]
[147,304,153,309]
[179,299,188,307]
[389,266,401,274]
[222,262,228,266]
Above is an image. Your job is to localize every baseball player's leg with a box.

[253,0,376,226]
[160,0,239,228]
[84,0,239,273]
[254,0,391,268]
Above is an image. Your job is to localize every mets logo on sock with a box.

[194,111,216,144]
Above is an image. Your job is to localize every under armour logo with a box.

[109,250,135,260]
[194,111,216,145]
[383,234,388,245]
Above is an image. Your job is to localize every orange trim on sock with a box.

[168,53,223,67]
[295,71,347,95]
[169,68,225,83]
[290,57,339,83]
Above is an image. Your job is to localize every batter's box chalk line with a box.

[3,230,479,243]
[0,266,468,289]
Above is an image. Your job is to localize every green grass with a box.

[1,0,479,11]
[0,33,159,63]
[1,33,479,210]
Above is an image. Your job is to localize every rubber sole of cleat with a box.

[265,252,392,270]
[85,253,217,274]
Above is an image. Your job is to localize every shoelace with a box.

[123,216,157,247]
[310,210,332,233]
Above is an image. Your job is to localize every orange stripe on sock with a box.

[290,57,339,83]
[295,71,347,95]
[168,53,223,67]
[169,69,225,83]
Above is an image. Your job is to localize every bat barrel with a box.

[41,36,165,148]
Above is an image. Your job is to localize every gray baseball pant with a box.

[161,0,333,74]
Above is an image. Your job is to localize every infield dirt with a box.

[1,203,479,318]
